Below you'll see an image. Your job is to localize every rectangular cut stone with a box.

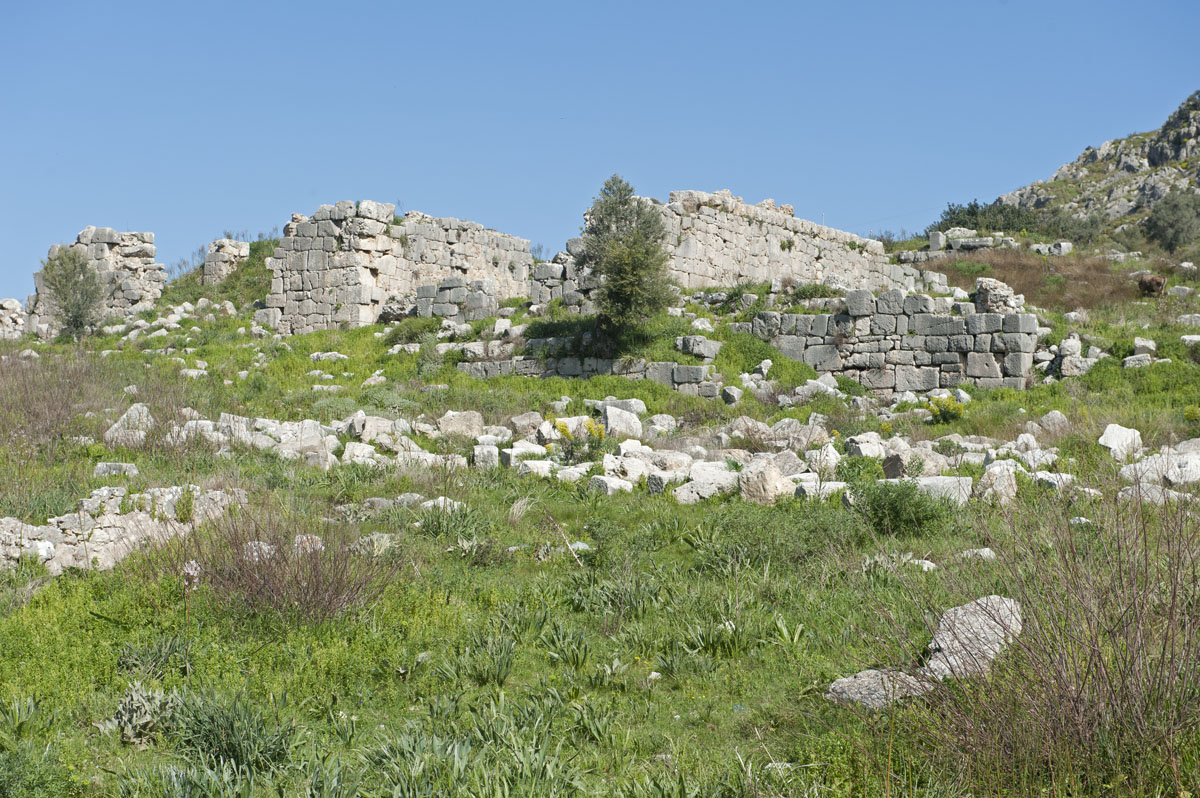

[876,289,905,315]
[803,344,842,371]
[895,365,938,392]
[1003,333,1037,353]
[966,313,1003,334]
[903,294,933,314]
[870,314,896,335]
[1003,352,1033,377]
[911,314,966,336]
[672,365,708,383]
[774,335,806,360]
[966,352,1002,378]
[1003,313,1038,333]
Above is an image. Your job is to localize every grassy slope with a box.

[0,258,1199,795]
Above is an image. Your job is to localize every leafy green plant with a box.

[174,487,195,524]
[577,174,672,334]
[96,682,181,746]
[1146,190,1200,252]
[38,246,103,338]
[173,691,295,772]
[117,634,193,680]
[836,455,885,484]
[851,479,954,537]
[0,697,52,752]
[926,396,966,424]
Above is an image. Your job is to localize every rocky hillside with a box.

[998,91,1199,227]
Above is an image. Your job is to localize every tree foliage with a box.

[578,175,671,332]
[927,198,1103,245]
[1145,190,1200,253]
[39,247,103,338]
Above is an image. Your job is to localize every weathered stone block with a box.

[965,313,1003,334]
[1002,313,1038,333]
[903,294,933,315]
[845,290,876,317]
[803,345,842,371]
[1003,352,1033,377]
[966,352,1002,378]
[876,288,905,315]
[895,366,938,392]
[870,315,896,335]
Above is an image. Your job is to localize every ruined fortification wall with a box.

[202,239,250,285]
[657,190,945,294]
[28,227,166,336]
[263,201,533,335]
[264,190,948,334]
[745,289,1037,393]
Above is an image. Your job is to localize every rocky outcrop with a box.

[998,91,1200,223]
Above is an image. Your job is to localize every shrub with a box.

[145,504,399,623]
[117,634,193,680]
[38,246,104,338]
[836,455,885,484]
[1146,190,1200,253]
[95,682,181,746]
[850,479,953,537]
[174,487,195,524]
[577,175,672,334]
[926,396,965,423]
[383,316,441,345]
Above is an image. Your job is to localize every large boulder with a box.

[738,458,794,506]
[104,403,156,448]
[1098,424,1143,462]
[827,595,1021,709]
[602,405,642,441]
[438,410,484,438]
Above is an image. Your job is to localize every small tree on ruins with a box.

[577,174,672,337]
[39,247,104,338]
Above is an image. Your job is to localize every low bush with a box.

[146,503,399,623]
[383,316,441,345]
[850,478,954,537]
[894,488,1200,793]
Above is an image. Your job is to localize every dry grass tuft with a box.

[937,250,1144,311]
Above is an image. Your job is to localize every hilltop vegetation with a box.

[1,230,1200,797]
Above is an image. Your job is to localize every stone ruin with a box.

[0,299,23,339]
[27,226,166,336]
[657,190,943,293]
[261,190,949,335]
[261,200,534,335]
[744,288,1038,393]
[202,238,251,285]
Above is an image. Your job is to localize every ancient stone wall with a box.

[263,190,950,334]
[263,201,533,334]
[458,356,726,397]
[657,190,945,294]
[745,288,1038,394]
[28,227,166,335]
[202,239,250,285]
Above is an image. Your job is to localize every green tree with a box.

[578,175,671,332]
[1145,190,1200,253]
[39,247,103,338]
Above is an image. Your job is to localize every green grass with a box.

[2,264,1200,794]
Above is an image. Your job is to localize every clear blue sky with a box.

[2,0,1197,301]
